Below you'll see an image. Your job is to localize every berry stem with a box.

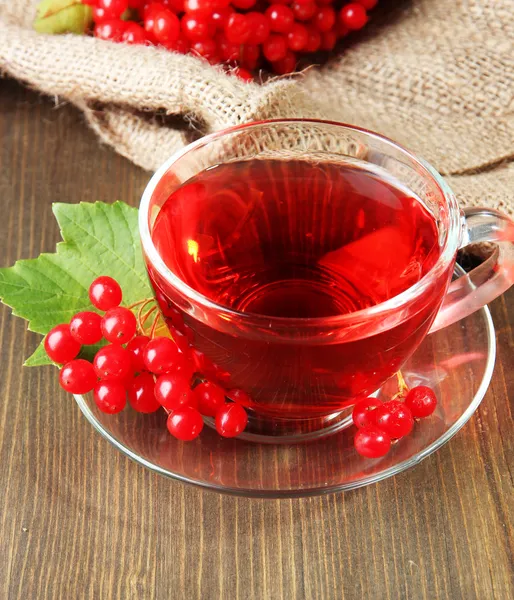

[392,371,409,400]
[127,297,154,310]
[139,305,157,331]
[149,310,162,339]
[136,297,155,321]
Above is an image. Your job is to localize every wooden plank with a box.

[0,79,512,600]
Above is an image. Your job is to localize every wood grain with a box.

[0,79,512,600]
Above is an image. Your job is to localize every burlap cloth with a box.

[1,0,513,215]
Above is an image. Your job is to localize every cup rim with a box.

[139,119,462,328]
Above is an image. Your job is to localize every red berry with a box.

[190,348,214,375]
[69,311,103,345]
[183,0,206,13]
[168,326,190,355]
[232,67,254,81]
[239,43,260,70]
[163,0,185,12]
[44,324,81,364]
[155,373,196,410]
[291,1,316,22]
[191,38,218,59]
[93,7,112,23]
[231,0,256,8]
[143,336,180,374]
[246,12,270,45]
[154,8,180,43]
[215,403,248,438]
[211,7,233,29]
[227,388,253,407]
[172,357,196,380]
[144,5,164,42]
[94,19,127,41]
[303,26,321,52]
[339,3,368,30]
[82,0,98,5]
[60,359,97,394]
[224,13,250,44]
[404,386,438,418]
[194,381,226,417]
[182,13,215,41]
[263,34,287,61]
[94,380,127,414]
[94,344,133,381]
[128,0,146,8]
[185,0,229,15]
[217,33,240,61]
[98,0,129,18]
[352,397,381,429]
[356,0,377,9]
[272,50,296,74]
[126,335,150,372]
[128,372,161,413]
[167,406,204,440]
[190,350,227,382]
[190,348,206,373]
[374,400,414,439]
[202,360,220,380]
[354,426,391,458]
[265,4,294,33]
[143,1,167,18]
[101,307,137,344]
[314,6,335,32]
[335,20,349,38]
[122,370,135,390]
[122,22,148,43]
[287,23,308,51]
[320,29,337,50]
[212,363,231,385]
[165,32,190,52]
[89,276,122,311]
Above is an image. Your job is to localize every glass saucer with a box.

[74,275,496,498]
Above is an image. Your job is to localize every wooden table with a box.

[1,79,512,600]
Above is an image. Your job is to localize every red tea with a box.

[148,159,448,418]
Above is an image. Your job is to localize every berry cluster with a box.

[44,275,248,441]
[44,276,437,456]
[352,386,438,458]
[82,0,378,77]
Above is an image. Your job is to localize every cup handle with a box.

[429,207,514,333]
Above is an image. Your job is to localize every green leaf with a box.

[0,201,152,367]
[24,338,104,367]
[24,342,56,367]
[34,1,93,35]
[37,0,82,19]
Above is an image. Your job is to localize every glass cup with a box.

[139,120,514,438]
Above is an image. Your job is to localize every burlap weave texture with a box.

[1,0,512,214]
